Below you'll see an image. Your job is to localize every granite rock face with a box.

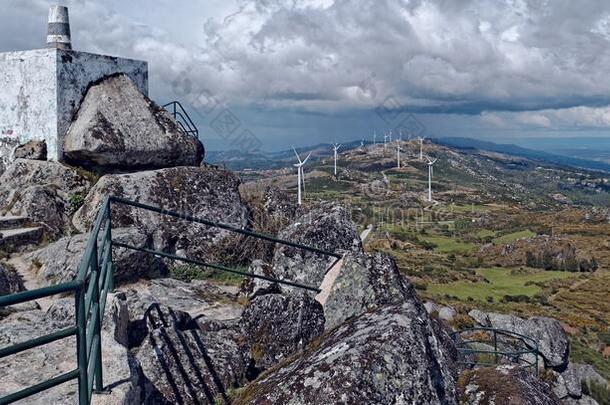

[63,74,204,171]
[0,263,25,296]
[267,201,362,293]
[133,302,249,404]
[24,228,167,286]
[234,302,458,405]
[322,251,412,330]
[469,309,569,369]
[13,140,47,161]
[73,166,248,263]
[458,365,560,405]
[0,159,91,237]
[241,292,325,370]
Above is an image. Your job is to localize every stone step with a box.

[0,215,30,230]
[0,227,44,253]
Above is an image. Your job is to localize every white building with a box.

[0,6,148,168]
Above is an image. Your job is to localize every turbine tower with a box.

[383,130,390,150]
[332,143,341,176]
[425,156,438,202]
[373,130,377,145]
[293,147,311,205]
[396,144,403,168]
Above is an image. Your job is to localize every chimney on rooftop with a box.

[46,5,71,50]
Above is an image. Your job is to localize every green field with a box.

[492,230,536,245]
[420,235,477,254]
[427,267,576,301]
[475,229,497,239]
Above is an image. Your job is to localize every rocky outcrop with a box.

[469,310,570,370]
[24,228,167,286]
[73,166,248,263]
[553,363,609,402]
[263,202,362,293]
[234,301,458,404]
[63,74,204,171]
[241,292,325,370]
[458,365,560,405]
[477,235,597,272]
[0,263,24,296]
[13,140,47,161]
[321,251,411,330]
[0,159,91,238]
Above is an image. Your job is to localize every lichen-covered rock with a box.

[469,310,569,370]
[72,166,248,263]
[13,140,47,161]
[268,202,362,293]
[0,159,91,237]
[322,251,411,330]
[24,228,167,286]
[234,302,458,405]
[133,302,249,404]
[241,292,325,370]
[553,363,609,401]
[0,263,24,296]
[63,74,204,171]
[458,366,560,405]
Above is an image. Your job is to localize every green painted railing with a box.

[0,196,341,404]
[452,327,539,375]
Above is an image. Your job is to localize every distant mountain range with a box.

[434,137,610,173]
[206,137,610,173]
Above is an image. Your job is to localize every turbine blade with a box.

[302,152,312,164]
[292,146,302,163]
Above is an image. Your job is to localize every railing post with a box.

[91,242,104,394]
[107,199,115,292]
[75,283,89,405]
[493,330,498,365]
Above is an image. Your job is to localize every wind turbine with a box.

[332,143,341,176]
[396,144,403,168]
[373,130,377,145]
[383,131,390,150]
[425,155,438,202]
[389,129,393,143]
[293,147,311,205]
[360,139,365,149]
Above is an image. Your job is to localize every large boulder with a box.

[63,74,204,171]
[553,363,609,401]
[241,292,325,370]
[133,302,249,404]
[0,159,91,237]
[265,202,362,293]
[24,228,167,286]
[321,251,412,330]
[233,302,458,404]
[469,310,570,370]
[458,365,560,405]
[72,166,248,263]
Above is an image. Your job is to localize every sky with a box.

[2,0,610,152]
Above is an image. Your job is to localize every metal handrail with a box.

[0,195,340,404]
[452,327,539,375]
[162,101,199,138]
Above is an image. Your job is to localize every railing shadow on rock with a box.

[452,327,539,375]
[0,195,341,405]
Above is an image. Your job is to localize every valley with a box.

[232,139,610,381]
